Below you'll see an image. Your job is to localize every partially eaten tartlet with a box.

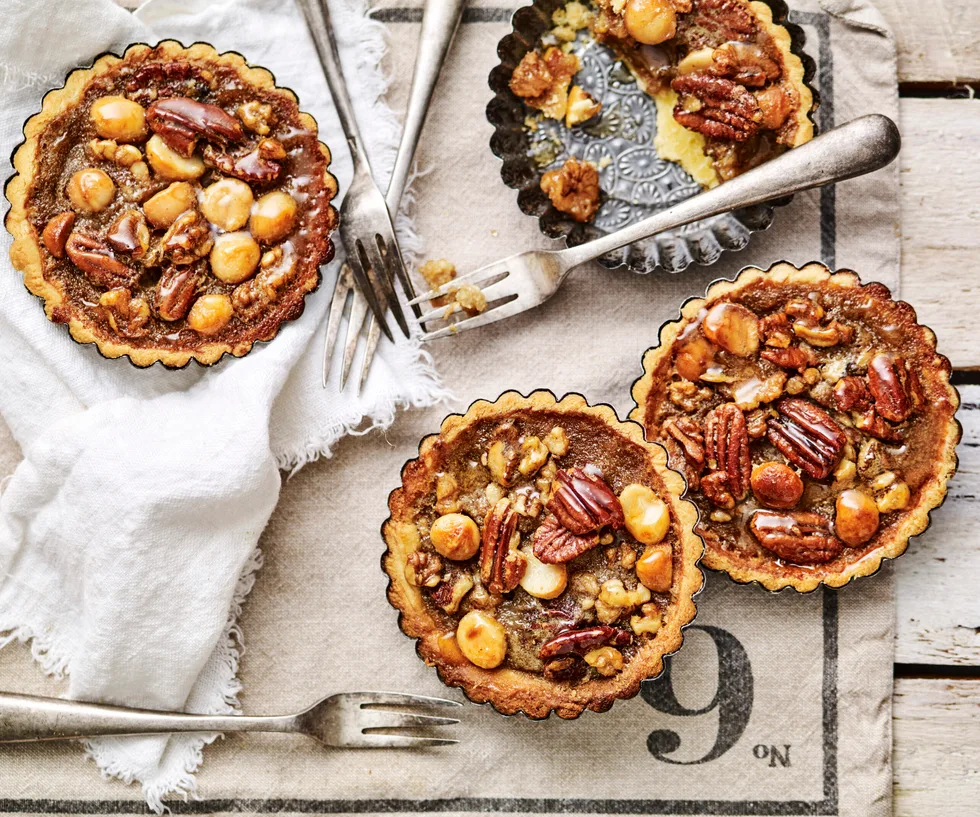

[383,391,703,718]
[5,41,339,367]
[630,262,960,592]
[508,0,815,219]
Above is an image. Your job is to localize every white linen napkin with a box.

[0,0,446,808]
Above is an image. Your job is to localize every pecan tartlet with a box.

[630,262,960,592]
[383,391,703,719]
[5,41,339,367]
[509,0,814,194]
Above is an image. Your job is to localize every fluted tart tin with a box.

[487,0,818,274]
[5,40,339,369]
[382,390,704,719]
[629,261,960,593]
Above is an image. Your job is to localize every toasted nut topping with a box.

[249,191,298,244]
[674,335,715,381]
[456,610,507,669]
[635,543,673,593]
[66,168,116,213]
[430,513,481,561]
[98,287,150,338]
[620,484,670,545]
[480,498,526,594]
[835,489,880,546]
[143,182,197,229]
[518,547,568,599]
[147,97,243,156]
[876,482,910,513]
[767,398,846,480]
[90,96,146,142]
[750,462,803,510]
[156,264,200,322]
[584,646,625,676]
[405,550,442,588]
[539,625,631,659]
[624,0,676,44]
[187,293,233,335]
[146,134,205,180]
[106,209,149,257]
[42,212,75,258]
[749,510,843,565]
[702,302,760,357]
[237,101,274,135]
[631,605,663,636]
[65,232,134,289]
[543,426,569,456]
[210,231,261,284]
[200,178,254,231]
[565,85,602,127]
[548,467,624,534]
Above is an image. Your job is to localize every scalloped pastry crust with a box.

[382,391,705,719]
[630,262,961,592]
[5,41,338,368]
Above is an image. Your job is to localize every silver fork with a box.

[298,0,411,348]
[409,114,902,339]
[0,690,460,748]
[324,0,468,392]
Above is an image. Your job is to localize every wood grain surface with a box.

[2,0,975,813]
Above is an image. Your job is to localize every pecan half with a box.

[749,510,843,564]
[833,376,874,413]
[147,97,243,156]
[156,263,201,321]
[704,403,751,503]
[867,354,918,423]
[686,0,757,47]
[42,212,75,258]
[480,498,526,594]
[547,467,624,535]
[761,346,816,372]
[203,144,282,183]
[532,514,600,564]
[538,625,632,660]
[662,416,705,489]
[125,62,213,105]
[709,42,781,88]
[106,209,149,258]
[767,398,846,480]
[65,232,135,289]
[671,75,761,142]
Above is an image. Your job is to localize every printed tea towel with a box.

[0,0,900,815]
[0,0,445,809]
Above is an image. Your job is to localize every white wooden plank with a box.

[875,0,980,85]
[895,385,980,666]
[894,677,980,817]
[899,98,980,371]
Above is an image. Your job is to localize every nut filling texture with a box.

[383,392,703,719]
[6,42,339,367]
[508,0,814,209]
[631,262,960,592]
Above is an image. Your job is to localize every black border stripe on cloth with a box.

[4,8,842,815]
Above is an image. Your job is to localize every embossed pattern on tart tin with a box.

[487,0,819,274]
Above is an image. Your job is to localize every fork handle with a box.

[0,692,298,743]
[557,114,901,272]
[298,0,370,162]
[386,0,467,211]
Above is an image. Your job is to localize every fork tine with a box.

[340,285,369,390]
[358,710,459,729]
[421,297,525,342]
[416,278,521,326]
[349,243,394,343]
[358,734,458,748]
[407,259,512,307]
[357,315,381,396]
[373,236,411,338]
[347,691,462,708]
[322,264,354,388]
